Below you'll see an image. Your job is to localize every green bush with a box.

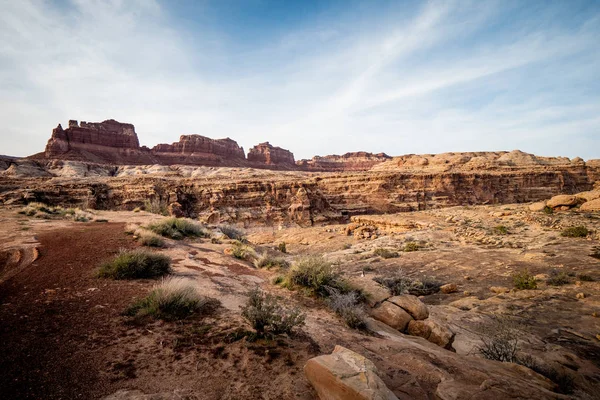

[513,270,537,290]
[546,270,570,286]
[561,226,589,238]
[286,256,347,297]
[493,225,509,235]
[543,206,554,214]
[374,274,441,296]
[98,249,171,279]
[373,248,399,259]
[277,242,287,253]
[138,230,166,248]
[126,278,219,321]
[404,242,419,252]
[254,253,289,269]
[241,288,305,336]
[148,217,207,240]
[231,241,256,260]
[578,274,594,282]
[219,225,246,241]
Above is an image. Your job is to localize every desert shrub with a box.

[561,226,589,238]
[73,213,90,222]
[546,270,570,286]
[254,253,289,269]
[219,225,246,241]
[404,242,419,252]
[98,249,171,279]
[590,247,600,259]
[231,241,256,260]
[517,355,574,394]
[493,225,509,235]
[374,274,441,296]
[124,223,139,235]
[373,247,399,259]
[95,219,108,223]
[513,270,537,290]
[478,318,520,363]
[133,207,142,213]
[143,199,167,215]
[210,237,222,244]
[543,205,554,214]
[240,288,305,336]
[277,242,287,253]
[285,256,347,297]
[148,217,206,240]
[327,290,367,330]
[138,230,166,248]
[577,274,594,282]
[126,277,219,321]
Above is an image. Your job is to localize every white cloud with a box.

[0,0,598,160]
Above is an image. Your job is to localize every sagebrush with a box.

[241,288,305,336]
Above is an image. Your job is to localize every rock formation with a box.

[297,152,391,171]
[247,142,295,167]
[44,119,151,164]
[152,135,246,166]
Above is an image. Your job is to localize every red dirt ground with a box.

[0,223,318,400]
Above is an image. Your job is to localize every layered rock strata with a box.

[247,142,295,167]
[297,152,391,171]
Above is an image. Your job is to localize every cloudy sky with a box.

[1,0,599,159]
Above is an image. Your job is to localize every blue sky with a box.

[1,0,599,160]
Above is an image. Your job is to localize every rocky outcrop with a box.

[247,142,295,167]
[304,345,399,400]
[297,152,391,171]
[152,135,246,166]
[44,120,149,164]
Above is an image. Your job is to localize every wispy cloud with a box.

[0,0,598,159]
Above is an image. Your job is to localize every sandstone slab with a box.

[387,294,429,320]
[304,345,398,400]
[370,301,413,331]
[580,198,600,211]
[546,194,577,208]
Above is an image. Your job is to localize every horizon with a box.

[1,0,599,159]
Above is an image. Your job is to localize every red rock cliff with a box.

[152,135,246,166]
[247,142,295,166]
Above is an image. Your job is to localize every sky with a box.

[1,0,599,160]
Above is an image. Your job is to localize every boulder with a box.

[580,198,600,211]
[370,301,413,331]
[387,295,429,320]
[348,276,390,307]
[546,194,577,208]
[528,201,546,212]
[489,286,510,294]
[576,190,600,202]
[407,320,455,349]
[304,345,399,400]
[440,283,458,294]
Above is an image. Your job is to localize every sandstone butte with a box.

[1,118,599,227]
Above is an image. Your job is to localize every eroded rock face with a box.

[44,120,149,164]
[248,142,295,167]
[304,345,399,400]
[297,152,391,171]
[152,135,246,166]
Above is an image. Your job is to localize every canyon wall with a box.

[1,159,598,226]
